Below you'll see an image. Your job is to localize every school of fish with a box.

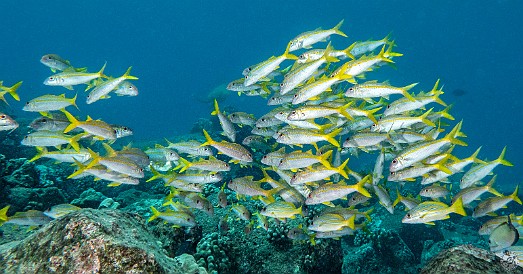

[0,19,522,264]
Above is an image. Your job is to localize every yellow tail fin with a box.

[450,197,466,216]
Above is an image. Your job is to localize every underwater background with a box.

[1,1,523,273]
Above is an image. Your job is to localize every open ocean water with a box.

[1,1,523,272]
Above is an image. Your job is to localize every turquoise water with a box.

[1,1,521,188]
[1,1,523,272]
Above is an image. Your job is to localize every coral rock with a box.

[0,209,207,274]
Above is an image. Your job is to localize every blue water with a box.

[1,0,522,190]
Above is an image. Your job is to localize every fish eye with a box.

[49,77,54,80]
[392,159,397,164]
[299,55,304,59]
[139,168,143,172]
[293,94,298,98]
[0,115,5,119]
[25,102,30,105]
[291,111,296,115]
[123,127,128,130]
[280,83,284,87]
[390,172,395,175]
[349,88,354,91]
[406,214,411,218]
[386,105,391,109]
[245,76,249,79]
[187,218,191,221]
[196,200,200,204]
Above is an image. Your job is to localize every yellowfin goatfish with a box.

[202,129,252,163]
[280,43,339,95]
[62,109,117,140]
[29,147,91,163]
[21,130,84,152]
[290,158,350,185]
[260,201,303,219]
[86,67,138,104]
[244,42,297,87]
[165,139,214,157]
[211,99,236,142]
[460,146,513,189]
[389,121,466,172]
[40,54,81,72]
[148,206,196,227]
[0,81,22,104]
[43,204,81,219]
[176,156,230,173]
[308,213,356,232]
[44,63,106,90]
[0,113,18,131]
[472,186,522,218]
[114,81,139,96]
[345,81,417,102]
[452,176,502,206]
[288,19,347,52]
[402,197,466,225]
[275,127,342,148]
[1,210,52,226]
[305,176,371,206]
[23,94,78,113]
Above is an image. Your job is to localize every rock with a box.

[71,188,107,208]
[421,244,523,274]
[98,198,120,209]
[0,209,207,273]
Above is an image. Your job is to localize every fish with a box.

[230,204,251,221]
[287,101,353,121]
[147,206,196,227]
[228,112,256,127]
[202,129,252,163]
[287,224,316,245]
[389,121,467,172]
[29,114,71,132]
[178,192,214,216]
[211,99,236,142]
[419,185,450,199]
[176,156,230,173]
[40,54,74,72]
[21,130,84,152]
[114,81,139,96]
[228,176,279,200]
[382,80,446,116]
[278,149,332,171]
[489,215,519,252]
[297,43,355,64]
[86,66,138,104]
[261,147,287,166]
[291,67,353,105]
[260,201,303,219]
[402,197,466,225]
[308,213,356,232]
[288,19,347,52]
[452,176,503,206]
[304,176,371,206]
[460,146,513,189]
[145,146,180,163]
[44,63,107,90]
[290,158,350,185]
[253,212,269,231]
[0,81,22,104]
[345,81,417,101]
[392,189,421,210]
[29,147,91,163]
[62,109,117,140]
[280,43,339,95]
[244,42,297,86]
[79,148,145,179]
[113,125,134,139]
[0,205,9,221]
[371,108,436,133]
[373,184,394,214]
[217,182,228,208]
[275,127,342,148]
[43,204,81,219]
[0,113,18,131]
[23,94,78,113]
[472,185,522,218]
[1,210,52,226]
[165,139,214,157]
[350,33,391,57]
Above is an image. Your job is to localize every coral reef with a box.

[195,232,233,274]
[71,188,107,208]
[421,244,523,273]
[0,209,207,273]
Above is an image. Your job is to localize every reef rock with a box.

[0,209,207,274]
[421,244,523,274]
